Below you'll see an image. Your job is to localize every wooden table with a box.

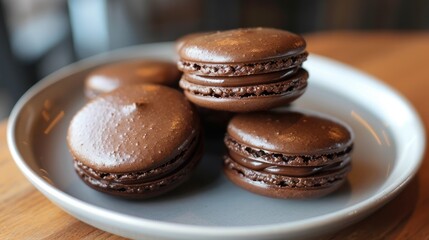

[1,32,428,239]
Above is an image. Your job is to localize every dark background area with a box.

[0,0,428,119]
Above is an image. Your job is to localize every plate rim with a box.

[7,43,426,239]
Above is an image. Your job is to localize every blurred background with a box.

[0,0,428,119]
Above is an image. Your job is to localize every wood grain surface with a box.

[1,32,428,239]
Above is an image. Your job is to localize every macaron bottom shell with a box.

[180,68,308,112]
[183,87,306,112]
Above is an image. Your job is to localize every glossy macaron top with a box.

[67,84,199,173]
[179,28,306,63]
[175,31,215,52]
[85,60,181,95]
[227,111,353,155]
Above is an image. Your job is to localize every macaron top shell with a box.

[67,84,199,173]
[179,28,306,63]
[85,60,181,93]
[227,111,353,155]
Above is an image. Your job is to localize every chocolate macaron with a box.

[85,59,181,99]
[224,110,354,199]
[178,28,309,112]
[67,84,202,198]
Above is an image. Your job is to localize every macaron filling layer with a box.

[225,156,351,189]
[228,150,351,177]
[178,52,308,76]
[74,134,198,184]
[224,134,353,166]
[74,135,203,195]
[182,69,298,87]
[75,148,200,194]
[179,71,308,99]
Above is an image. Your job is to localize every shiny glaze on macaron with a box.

[175,31,215,52]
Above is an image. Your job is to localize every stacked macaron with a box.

[178,28,309,112]
[177,28,354,199]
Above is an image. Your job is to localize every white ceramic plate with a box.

[8,43,425,240]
